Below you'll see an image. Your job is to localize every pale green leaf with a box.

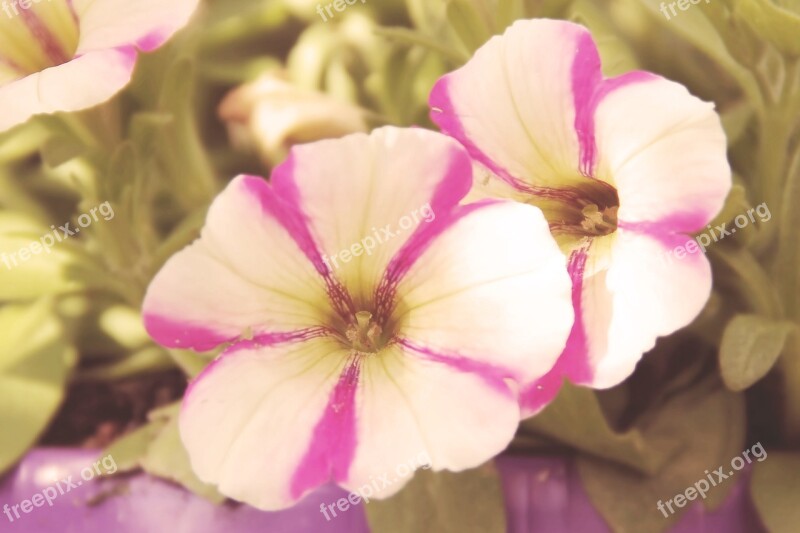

[139,404,225,504]
[103,418,169,473]
[0,299,77,474]
[446,0,493,53]
[520,383,671,474]
[579,381,746,533]
[719,314,795,391]
[0,212,102,302]
[729,0,800,56]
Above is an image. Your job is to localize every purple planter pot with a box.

[0,449,765,533]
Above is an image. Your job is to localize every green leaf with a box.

[720,102,754,146]
[0,299,77,474]
[374,27,468,63]
[103,418,169,473]
[569,0,640,76]
[404,0,449,35]
[446,0,493,54]
[729,0,800,56]
[719,314,795,391]
[139,404,225,504]
[579,381,746,533]
[0,212,103,302]
[632,0,759,99]
[496,0,525,30]
[365,463,505,533]
[750,451,800,533]
[40,133,87,168]
[520,383,670,474]
[707,182,750,229]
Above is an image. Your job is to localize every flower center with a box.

[345,311,385,354]
[579,203,618,237]
[539,179,620,239]
[0,0,80,83]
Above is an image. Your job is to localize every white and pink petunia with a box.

[0,0,200,132]
[429,19,731,416]
[142,127,574,510]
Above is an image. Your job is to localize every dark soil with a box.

[41,370,187,448]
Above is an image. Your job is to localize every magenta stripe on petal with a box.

[289,357,360,500]
[520,244,594,416]
[374,199,499,322]
[373,146,481,321]
[115,45,139,71]
[224,327,330,355]
[136,29,170,52]
[398,338,517,397]
[182,328,330,401]
[378,149,475,281]
[571,30,603,177]
[241,173,355,320]
[618,210,711,242]
[518,365,568,418]
[557,245,594,384]
[20,10,71,66]
[571,30,658,178]
[144,314,234,352]
[429,77,580,201]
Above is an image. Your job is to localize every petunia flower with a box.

[0,0,200,133]
[218,72,368,167]
[429,19,731,416]
[142,126,574,510]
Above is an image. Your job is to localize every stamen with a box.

[346,311,384,353]
[580,204,618,236]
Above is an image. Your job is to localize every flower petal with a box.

[275,126,472,302]
[142,175,336,351]
[596,228,712,386]
[0,47,136,133]
[594,76,731,232]
[521,228,711,415]
[430,19,596,191]
[389,201,574,385]
[341,344,520,499]
[0,0,79,77]
[182,337,523,510]
[74,0,200,53]
[179,336,355,510]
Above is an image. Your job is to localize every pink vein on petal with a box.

[20,9,71,66]
[289,357,360,500]
[618,210,711,244]
[181,327,330,403]
[136,29,170,52]
[430,76,582,201]
[571,28,658,178]
[241,172,355,320]
[144,314,234,351]
[374,199,499,323]
[398,338,517,397]
[520,244,594,416]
